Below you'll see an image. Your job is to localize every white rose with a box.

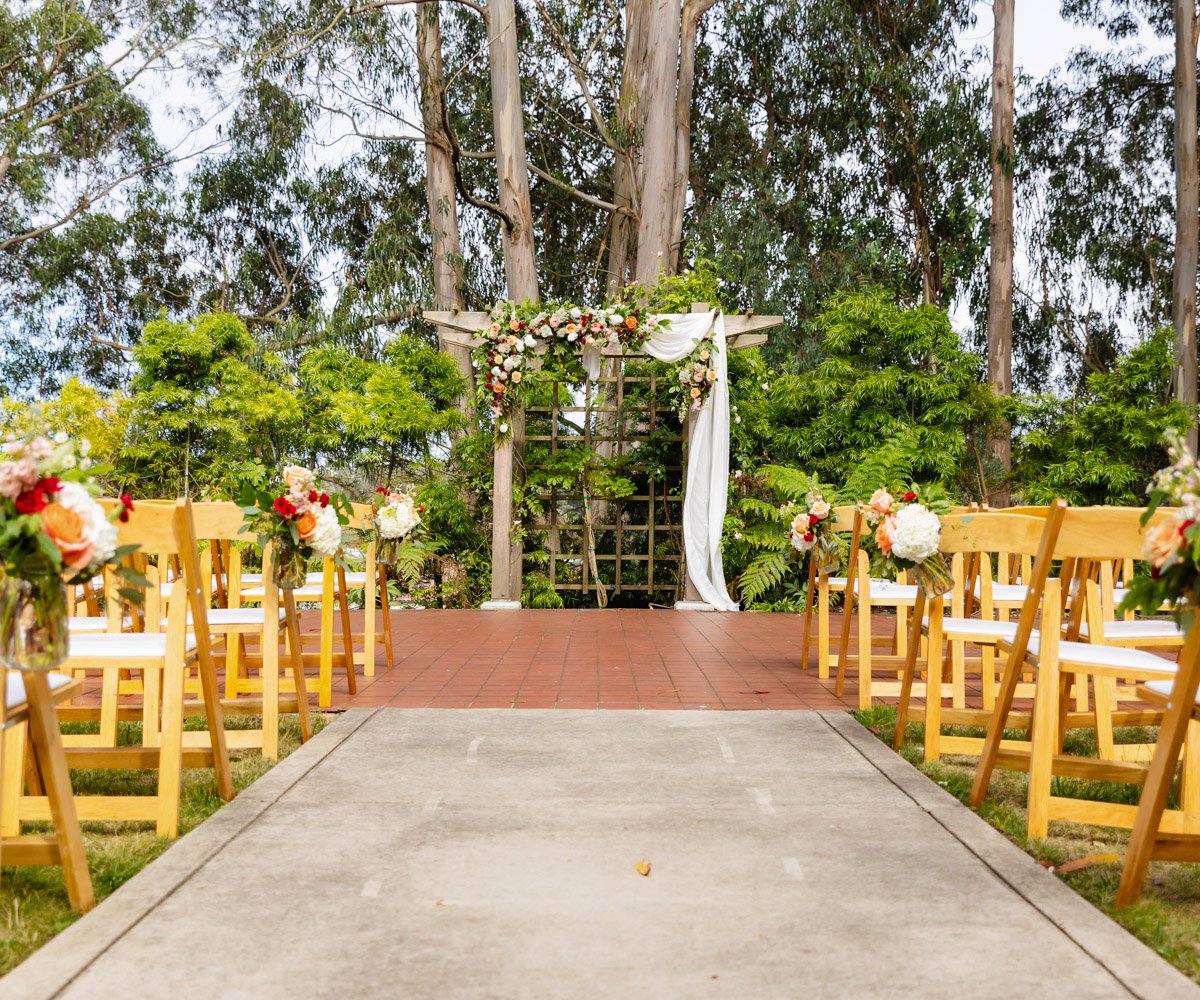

[888,503,941,563]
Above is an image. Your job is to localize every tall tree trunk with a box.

[486,0,538,604]
[633,0,682,285]
[417,2,472,415]
[667,0,716,273]
[1174,0,1199,451]
[987,0,1015,502]
[488,0,538,302]
[606,1,651,298]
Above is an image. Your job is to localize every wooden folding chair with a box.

[4,499,234,838]
[1115,627,1200,906]
[970,505,1186,839]
[1,670,93,912]
[893,509,1058,760]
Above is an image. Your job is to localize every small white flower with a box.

[53,431,68,444]
[498,422,508,434]
[761,383,770,391]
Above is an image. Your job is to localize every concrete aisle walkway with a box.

[7,710,1199,1000]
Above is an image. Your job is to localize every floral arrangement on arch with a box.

[671,339,719,420]
[1,429,140,669]
[786,488,839,575]
[856,484,953,596]
[1121,431,1200,622]
[372,487,424,566]
[239,465,350,589]
[475,300,667,434]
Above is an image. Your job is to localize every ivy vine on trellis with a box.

[473,300,719,436]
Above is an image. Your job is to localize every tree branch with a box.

[440,80,514,232]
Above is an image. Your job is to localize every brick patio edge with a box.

[1,709,380,1000]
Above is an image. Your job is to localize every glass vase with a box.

[376,534,400,567]
[913,553,955,598]
[273,541,309,590]
[0,572,70,671]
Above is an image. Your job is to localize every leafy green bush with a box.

[1013,329,1192,506]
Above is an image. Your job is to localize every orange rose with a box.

[624,315,638,330]
[41,502,94,569]
[875,516,895,556]
[295,510,318,540]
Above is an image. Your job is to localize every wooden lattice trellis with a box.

[422,303,782,607]
[525,359,684,601]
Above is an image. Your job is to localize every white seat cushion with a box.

[66,632,198,660]
[923,617,1020,641]
[199,608,286,626]
[5,672,73,710]
[973,579,1029,603]
[1144,678,1199,706]
[69,616,132,633]
[341,572,368,586]
[1078,619,1184,641]
[1025,637,1177,676]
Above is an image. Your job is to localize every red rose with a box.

[903,492,917,502]
[803,531,815,542]
[273,497,297,519]
[375,486,387,494]
[308,489,319,503]
[808,514,819,526]
[1181,519,1196,537]
[37,476,62,496]
[15,489,47,514]
[118,493,135,522]
[319,493,330,508]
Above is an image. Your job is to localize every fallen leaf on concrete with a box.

[634,859,651,877]
[1056,853,1120,874]
[435,899,454,907]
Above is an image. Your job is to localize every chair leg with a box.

[319,572,335,708]
[379,563,394,671]
[262,622,280,762]
[856,591,873,711]
[1092,674,1118,760]
[1117,685,1200,906]
[155,666,186,838]
[970,649,1026,809]
[799,555,817,672]
[285,591,313,743]
[893,591,926,750]
[981,645,996,711]
[951,638,966,710]
[923,615,946,762]
[336,568,357,696]
[363,558,378,677]
[817,578,831,680]
[1026,662,1062,839]
[23,673,94,912]
[2,724,27,834]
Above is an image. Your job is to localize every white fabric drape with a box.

[582,310,739,611]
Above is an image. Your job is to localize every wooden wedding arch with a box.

[424,304,783,609]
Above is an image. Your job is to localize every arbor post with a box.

[483,408,524,609]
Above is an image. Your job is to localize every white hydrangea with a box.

[888,503,941,563]
[377,498,421,539]
[56,480,119,565]
[308,503,343,559]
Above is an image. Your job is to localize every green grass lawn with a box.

[858,705,1200,983]
[0,712,328,977]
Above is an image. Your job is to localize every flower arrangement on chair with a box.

[856,485,953,596]
[787,489,839,575]
[0,430,139,670]
[239,465,349,589]
[372,488,424,566]
[1122,431,1200,623]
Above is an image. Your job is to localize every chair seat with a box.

[5,672,74,712]
[923,616,1019,641]
[1144,678,1197,705]
[1078,619,1184,641]
[973,580,1028,603]
[1023,637,1177,676]
[69,616,132,633]
[195,608,286,626]
[827,576,891,592]
[66,632,198,660]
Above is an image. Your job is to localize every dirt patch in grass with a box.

[856,705,1200,984]
[0,712,328,976]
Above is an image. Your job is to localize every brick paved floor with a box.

[322,608,870,711]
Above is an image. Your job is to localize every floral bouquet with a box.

[372,487,424,566]
[1120,431,1200,624]
[238,465,349,589]
[786,489,839,575]
[857,485,953,596]
[0,430,139,669]
[674,340,719,419]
